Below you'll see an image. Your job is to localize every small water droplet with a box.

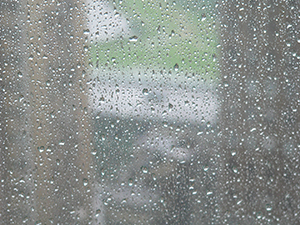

[17,71,23,78]
[142,88,149,95]
[152,173,156,181]
[266,204,272,211]
[129,35,138,42]
[50,111,55,118]
[83,29,90,35]
[174,63,179,71]
[163,121,168,127]
[106,195,112,202]
[141,166,148,174]
[95,209,101,217]
[203,165,209,171]
[83,178,88,186]
[59,140,65,146]
[91,149,97,155]
[256,211,262,219]
[232,166,238,173]
[128,178,133,186]
[37,146,45,153]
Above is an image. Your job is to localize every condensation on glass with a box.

[0,0,299,224]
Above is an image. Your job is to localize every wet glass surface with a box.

[1,0,299,224]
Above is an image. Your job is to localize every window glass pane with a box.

[87,0,219,224]
[1,0,299,224]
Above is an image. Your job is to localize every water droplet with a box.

[128,178,133,186]
[203,165,209,171]
[91,149,97,155]
[37,146,45,153]
[95,209,101,217]
[232,166,238,173]
[152,173,156,181]
[174,63,179,71]
[141,166,148,174]
[83,29,90,35]
[17,71,23,78]
[256,211,262,219]
[266,204,272,211]
[83,178,88,186]
[106,195,112,202]
[142,88,149,95]
[129,35,138,42]
[163,121,168,127]
[50,111,55,118]
[59,140,65,146]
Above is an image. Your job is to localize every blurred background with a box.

[0,0,299,224]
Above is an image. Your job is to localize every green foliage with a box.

[89,0,220,80]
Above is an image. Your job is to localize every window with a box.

[1,0,299,224]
